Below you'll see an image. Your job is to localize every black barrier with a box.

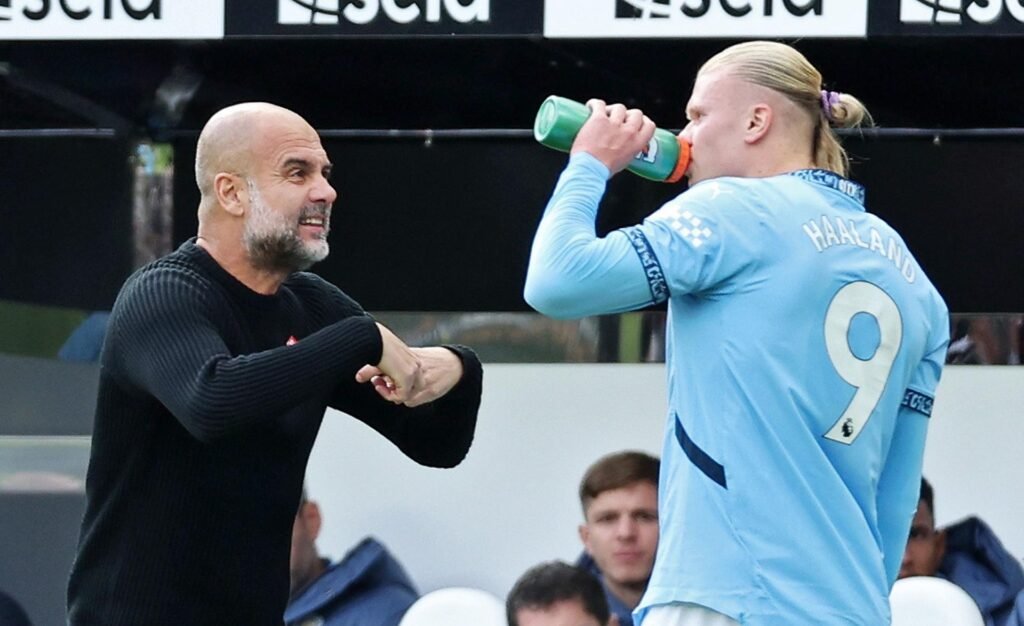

[0,137,133,311]
[164,132,1024,313]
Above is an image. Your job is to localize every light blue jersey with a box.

[525,154,949,626]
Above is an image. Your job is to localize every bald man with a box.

[66,103,483,626]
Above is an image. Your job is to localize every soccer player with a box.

[525,41,949,625]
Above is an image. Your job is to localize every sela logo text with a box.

[615,0,822,19]
[1,0,160,21]
[545,0,865,39]
[278,0,489,25]
[0,0,221,39]
[900,0,1024,25]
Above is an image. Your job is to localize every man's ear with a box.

[214,172,246,217]
[935,528,947,562]
[578,523,590,550]
[744,103,773,144]
[306,501,323,541]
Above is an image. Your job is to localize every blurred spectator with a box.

[575,451,659,626]
[900,477,1024,626]
[507,561,615,626]
[0,589,31,626]
[947,315,1023,365]
[286,492,418,626]
[899,477,946,579]
[56,312,109,362]
[1005,590,1024,626]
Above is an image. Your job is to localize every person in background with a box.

[900,477,1024,626]
[286,490,417,626]
[575,451,659,626]
[507,561,616,626]
[0,589,31,626]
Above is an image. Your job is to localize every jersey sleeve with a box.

[625,178,765,298]
[523,153,668,319]
[877,302,949,586]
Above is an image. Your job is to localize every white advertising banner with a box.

[899,0,1024,28]
[544,0,869,38]
[0,0,224,40]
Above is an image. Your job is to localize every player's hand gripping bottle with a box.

[533,95,691,183]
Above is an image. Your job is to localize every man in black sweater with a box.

[66,102,483,625]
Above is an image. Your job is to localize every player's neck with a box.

[747,140,815,178]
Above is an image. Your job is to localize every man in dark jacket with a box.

[287,493,417,626]
[900,477,1024,626]
[0,589,31,626]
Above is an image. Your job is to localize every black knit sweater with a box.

[66,239,482,625]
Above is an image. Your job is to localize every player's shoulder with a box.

[679,176,788,210]
[654,176,771,225]
[682,176,755,202]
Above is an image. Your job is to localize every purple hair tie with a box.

[820,90,841,122]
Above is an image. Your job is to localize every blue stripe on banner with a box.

[674,414,727,489]
[623,227,669,304]
[901,389,934,417]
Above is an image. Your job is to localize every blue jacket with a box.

[285,538,418,626]
[57,311,109,362]
[576,552,636,626]
[0,589,31,626]
[1005,592,1024,626]
[939,517,1024,626]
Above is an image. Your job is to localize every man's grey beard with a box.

[243,179,330,273]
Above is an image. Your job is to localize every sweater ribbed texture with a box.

[67,239,482,626]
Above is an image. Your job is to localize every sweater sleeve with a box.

[108,266,383,443]
[328,344,483,468]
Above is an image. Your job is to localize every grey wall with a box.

[0,493,84,626]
